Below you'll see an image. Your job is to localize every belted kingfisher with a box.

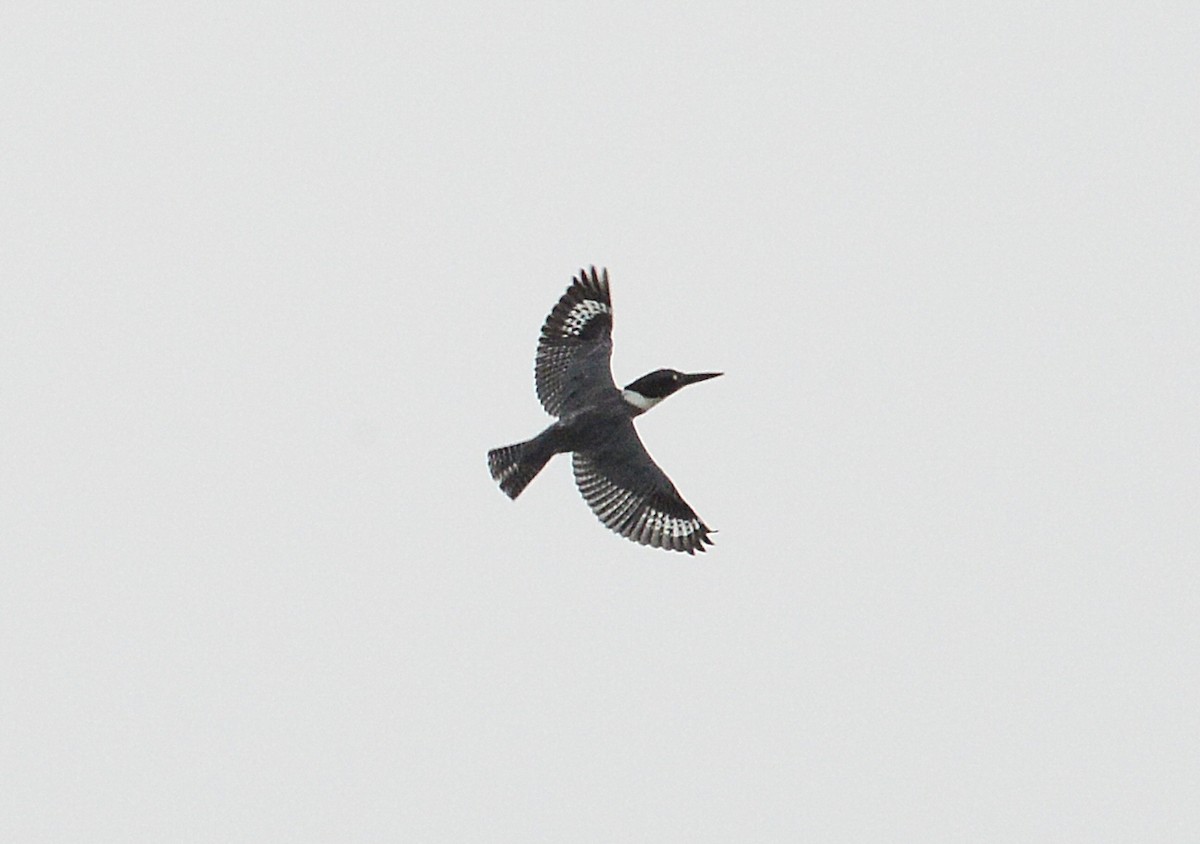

[487,267,721,554]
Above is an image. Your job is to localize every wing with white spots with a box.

[572,422,715,554]
[535,267,616,416]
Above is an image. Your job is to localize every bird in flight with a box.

[487,267,721,553]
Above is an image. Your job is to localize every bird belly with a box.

[554,407,631,453]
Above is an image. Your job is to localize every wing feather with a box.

[572,423,714,555]
[535,267,616,416]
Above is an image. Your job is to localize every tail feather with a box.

[488,440,553,499]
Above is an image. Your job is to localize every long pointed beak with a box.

[681,372,723,386]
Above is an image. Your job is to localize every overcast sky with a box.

[2,3,1197,840]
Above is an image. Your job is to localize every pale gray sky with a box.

[2,3,1197,840]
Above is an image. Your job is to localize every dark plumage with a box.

[487,267,721,554]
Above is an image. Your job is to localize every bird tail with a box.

[488,436,555,499]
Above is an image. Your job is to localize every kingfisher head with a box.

[621,369,722,414]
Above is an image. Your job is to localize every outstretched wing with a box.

[572,421,715,554]
[535,267,616,417]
